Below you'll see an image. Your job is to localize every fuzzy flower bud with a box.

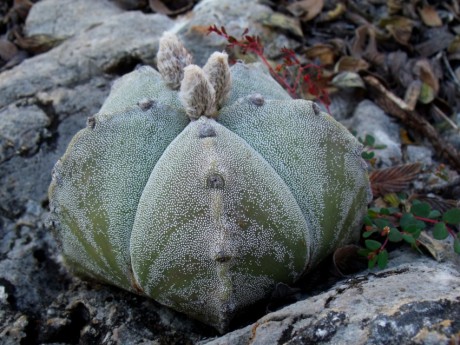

[179,65,216,119]
[203,52,231,109]
[157,32,192,90]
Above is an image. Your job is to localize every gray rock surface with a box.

[177,0,301,65]
[348,100,403,167]
[1,0,459,344]
[200,249,460,345]
[25,0,123,38]
[406,145,433,166]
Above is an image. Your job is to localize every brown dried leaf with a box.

[447,35,460,60]
[14,33,65,54]
[0,39,18,61]
[386,51,412,87]
[417,231,446,262]
[403,80,422,111]
[331,245,367,277]
[387,0,403,15]
[332,71,365,88]
[370,163,422,197]
[335,56,369,72]
[414,59,440,93]
[12,0,33,19]
[287,0,324,22]
[380,16,414,46]
[148,0,194,15]
[418,5,443,27]
[259,13,303,38]
[320,2,346,22]
[305,44,335,66]
[415,28,454,57]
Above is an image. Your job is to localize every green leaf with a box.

[374,218,390,230]
[365,134,375,147]
[378,250,388,269]
[362,151,375,160]
[368,255,378,269]
[365,239,382,251]
[357,248,371,257]
[400,213,416,229]
[411,202,431,218]
[380,208,390,215]
[363,215,373,226]
[405,224,419,234]
[428,210,441,219]
[412,229,421,239]
[388,207,400,215]
[368,208,380,217]
[454,238,460,254]
[389,227,403,242]
[433,222,449,240]
[363,230,376,238]
[416,220,427,230]
[442,209,460,224]
[402,234,416,245]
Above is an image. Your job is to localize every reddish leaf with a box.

[370,163,422,197]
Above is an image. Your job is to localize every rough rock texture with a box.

[1,0,459,344]
[348,100,403,167]
[25,0,123,38]
[200,249,460,345]
[177,0,301,65]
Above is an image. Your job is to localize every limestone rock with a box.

[201,249,460,345]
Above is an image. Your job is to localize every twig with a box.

[364,75,460,171]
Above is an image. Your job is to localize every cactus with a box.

[48,32,371,333]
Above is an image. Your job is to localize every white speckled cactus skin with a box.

[48,33,371,333]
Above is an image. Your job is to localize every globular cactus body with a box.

[49,33,371,333]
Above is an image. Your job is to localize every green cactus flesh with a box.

[49,58,370,333]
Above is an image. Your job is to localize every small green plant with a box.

[359,198,460,269]
[358,134,387,161]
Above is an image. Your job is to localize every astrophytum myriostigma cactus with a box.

[48,32,372,333]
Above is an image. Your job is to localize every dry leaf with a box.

[259,13,303,38]
[380,16,414,46]
[148,0,194,15]
[414,59,440,93]
[287,0,324,22]
[369,163,422,197]
[403,80,422,111]
[331,245,367,277]
[418,5,443,27]
[305,44,335,66]
[387,0,403,15]
[447,35,460,60]
[351,25,384,66]
[335,56,369,72]
[12,0,33,19]
[332,71,365,88]
[14,33,65,54]
[400,128,415,145]
[417,231,446,262]
[0,39,18,61]
[415,28,454,57]
[320,2,346,21]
